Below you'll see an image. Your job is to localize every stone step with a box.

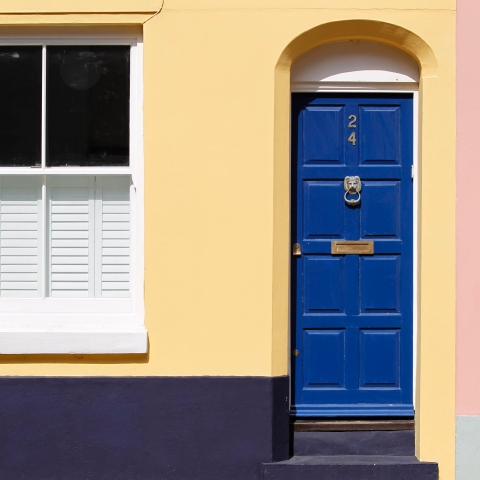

[262,455,438,480]
[292,430,415,456]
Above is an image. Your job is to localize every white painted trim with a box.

[0,32,146,353]
[292,82,418,92]
[0,168,133,176]
[0,328,147,354]
[412,90,419,407]
[0,37,139,45]
[41,45,46,168]
[289,85,419,409]
[39,177,46,298]
[131,38,145,324]
[291,41,419,90]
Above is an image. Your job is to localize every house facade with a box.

[0,1,473,479]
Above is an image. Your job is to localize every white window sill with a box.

[0,327,147,354]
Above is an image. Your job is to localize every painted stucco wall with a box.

[457,0,480,416]
[456,1,480,479]
[0,1,456,479]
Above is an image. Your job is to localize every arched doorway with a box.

[289,40,418,417]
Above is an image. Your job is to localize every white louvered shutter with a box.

[0,176,42,298]
[47,176,130,298]
[48,176,94,298]
[95,176,130,298]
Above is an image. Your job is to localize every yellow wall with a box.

[0,1,455,478]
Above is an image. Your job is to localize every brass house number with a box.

[348,114,356,145]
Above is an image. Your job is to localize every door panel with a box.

[359,329,400,388]
[304,181,345,238]
[303,329,346,388]
[303,256,346,313]
[360,181,400,237]
[359,106,401,163]
[291,93,413,417]
[303,106,344,164]
[360,256,400,312]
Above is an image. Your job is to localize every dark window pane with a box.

[47,46,129,167]
[0,47,42,167]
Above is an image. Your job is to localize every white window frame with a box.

[0,32,146,354]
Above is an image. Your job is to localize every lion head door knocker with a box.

[344,176,361,206]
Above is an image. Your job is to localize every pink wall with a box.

[456,0,480,414]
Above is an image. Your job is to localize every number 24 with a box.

[348,115,356,146]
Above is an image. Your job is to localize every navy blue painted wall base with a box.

[0,376,289,480]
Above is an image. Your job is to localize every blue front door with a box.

[291,93,414,417]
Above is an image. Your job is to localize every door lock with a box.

[293,243,301,256]
[293,349,300,357]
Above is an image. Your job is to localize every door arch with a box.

[291,40,419,89]
[289,40,417,417]
[272,23,436,381]
[271,18,455,467]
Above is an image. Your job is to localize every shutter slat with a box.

[2,248,37,255]
[51,264,88,273]
[51,231,89,239]
[102,248,130,256]
[103,239,129,247]
[52,214,89,222]
[1,199,38,205]
[102,283,130,290]
[51,273,89,281]
[51,282,88,290]
[51,256,89,265]
[102,264,129,273]
[103,230,129,239]
[1,230,38,239]
[51,248,89,256]
[2,256,37,265]
[1,289,37,298]
[2,273,37,281]
[51,187,89,197]
[52,206,89,214]
[1,265,37,273]
[102,222,129,230]
[1,239,37,247]
[50,290,88,298]
[103,205,130,214]
[2,222,38,231]
[51,239,89,248]
[50,200,91,205]
[1,281,37,289]
[102,256,130,265]
[1,214,37,222]
[2,206,38,214]
[51,222,89,231]
[103,214,129,222]
[102,273,129,281]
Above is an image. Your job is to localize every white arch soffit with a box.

[291,40,419,91]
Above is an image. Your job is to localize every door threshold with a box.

[292,419,414,432]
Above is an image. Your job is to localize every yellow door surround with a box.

[273,18,453,480]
